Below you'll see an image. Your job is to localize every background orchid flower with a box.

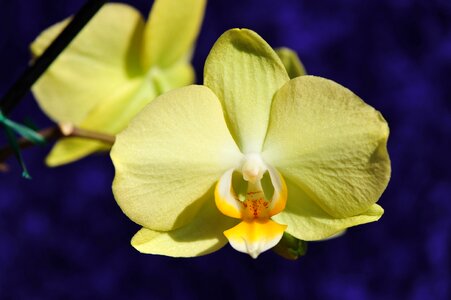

[111,28,391,258]
[30,0,206,166]
[275,47,307,78]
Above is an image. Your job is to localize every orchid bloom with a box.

[111,29,391,258]
[31,0,206,166]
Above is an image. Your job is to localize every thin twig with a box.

[59,123,116,144]
[0,123,115,170]
[0,163,9,172]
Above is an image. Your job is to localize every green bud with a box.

[272,232,308,260]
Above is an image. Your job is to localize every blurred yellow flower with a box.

[31,0,206,166]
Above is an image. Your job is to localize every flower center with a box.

[215,153,286,221]
[239,154,272,219]
[241,181,270,220]
[214,154,288,258]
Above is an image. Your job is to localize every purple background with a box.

[1,0,451,299]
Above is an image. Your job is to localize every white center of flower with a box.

[241,153,267,184]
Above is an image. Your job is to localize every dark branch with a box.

[0,0,108,115]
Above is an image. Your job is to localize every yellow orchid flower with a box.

[111,29,391,258]
[31,0,206,166]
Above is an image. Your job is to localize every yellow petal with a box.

[146,63,196,96]
[112,85,242,231]
[215,169,243,219]
[266,166,287,216]
[31,3,145,125]
[272,180,384,241]
[46,138,109,167]
[141,0,206,69]
[31,18,71,58]
[224,219,287,258]
[81,80,156,134]
[320,230,346,241]
[162,62,196,91]
[46,78,155,166]
[204,29,290,153]
[263,76,390,218]
[275,47,307,78]
[132,199,238,257]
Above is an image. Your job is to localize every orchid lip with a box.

[215,152,288,258]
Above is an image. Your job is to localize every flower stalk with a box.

[0,123,115,171]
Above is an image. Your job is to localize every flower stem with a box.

[58,123,116,144]
[0,0,108,115]
[0,123,115,170]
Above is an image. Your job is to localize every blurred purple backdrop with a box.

[1,0,451,299]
